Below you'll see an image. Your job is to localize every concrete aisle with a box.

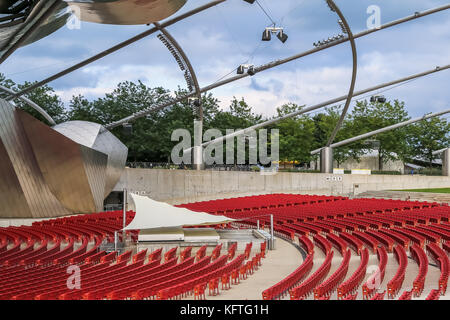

[207,238,303,300]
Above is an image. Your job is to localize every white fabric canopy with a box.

[123,194,234,230]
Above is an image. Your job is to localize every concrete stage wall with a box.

[114,168,450,205]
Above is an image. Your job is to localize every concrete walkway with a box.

[207,238,303,300]
[357,190,450,204]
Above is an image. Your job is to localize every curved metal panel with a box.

[67,0,187,25]
[0,99,70,218]
[18,109,107,213]
[0,1,69,55]
[0,85,56,125]
[92,129,128,197]
[53,120,128,198]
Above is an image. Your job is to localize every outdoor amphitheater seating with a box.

[387,245,408,299]
[314,249,350,299]
[289,250,333,300]
[362,246,388,299]
[425,289,441,300]
[337,248,369,299]
[410,244,428,297]
[371,291,386,300]
[426,242,449,294]
[1,194,450,300]
[398,290,413,300]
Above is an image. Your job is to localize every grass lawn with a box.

[392,188,450,194]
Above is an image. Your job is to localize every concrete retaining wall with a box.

[113,168,450,204]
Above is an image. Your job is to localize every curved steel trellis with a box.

[0,84,56,125]
[105,5,450,129]
[154,22,203,121]
[324,0,358,147]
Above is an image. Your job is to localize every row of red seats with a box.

[426,242,449,295]
[410,244,428,297]
[262,236,314,300]
[398,290,413,300]
[337,248,369,299]
[178,194,347,214]
[133,254,228,300]
[387,245,408,299]
[39,252,147,300]
[289,251,334,300]
[425,289,441,300]
[362,246,388,299]
[314,249,351,299]
[159,253,247,300]
[326,233,348,256]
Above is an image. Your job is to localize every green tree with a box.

[348,99,411,170]
[312,106,355,167]
[0,74,68,125]
[408,117,450,168]
[272,103,315,164]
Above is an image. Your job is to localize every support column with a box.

[193,120,204,170]
[122,188,127,243]
[442,148,450,176]
[270,214,275,250]
[320,147,334,173]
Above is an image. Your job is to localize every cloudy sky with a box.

[2,0,450,118]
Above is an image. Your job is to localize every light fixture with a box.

[313,34,344,47]
[337,19,348,34]
[236,64,255,75]
[122,123,133,135]
[262,27,288,44]
[325,0,336,12]
[277,30,288,43]
[247,66,256,76]
[370,95,386,103]
[243,0,256,3]
[262,29,271,41]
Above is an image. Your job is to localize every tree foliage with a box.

[0,73,448,168]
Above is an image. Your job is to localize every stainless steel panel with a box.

[0,136,31,218]
[0,1,70,55]
[18,109,106,213]
[67,0,187,25]
[53,121,128,198]
[0,99,70,218]
[0,0,186,56]
[93,129,128,197]
[80,144,108,211]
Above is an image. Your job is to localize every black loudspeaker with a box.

[277,31,288,43]
[262,29,271,41]
[123,123,133,136]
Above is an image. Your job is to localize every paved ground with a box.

[206,238,303,300]
[357,190,450,204]
[202,238,449,300]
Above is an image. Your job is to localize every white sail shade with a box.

[123,194,234,230]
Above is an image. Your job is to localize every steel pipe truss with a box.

[157,33,194,92]
[105,4,449,129]
[184,64,450,153]
[154,22,202,120]
[2,1,449,133]
[311,109,450,155]
[0,84,56,125]
[324,0,358,147]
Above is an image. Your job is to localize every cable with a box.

[351,78,422,104]
[211,38,267,85]
[255,0,276,26]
